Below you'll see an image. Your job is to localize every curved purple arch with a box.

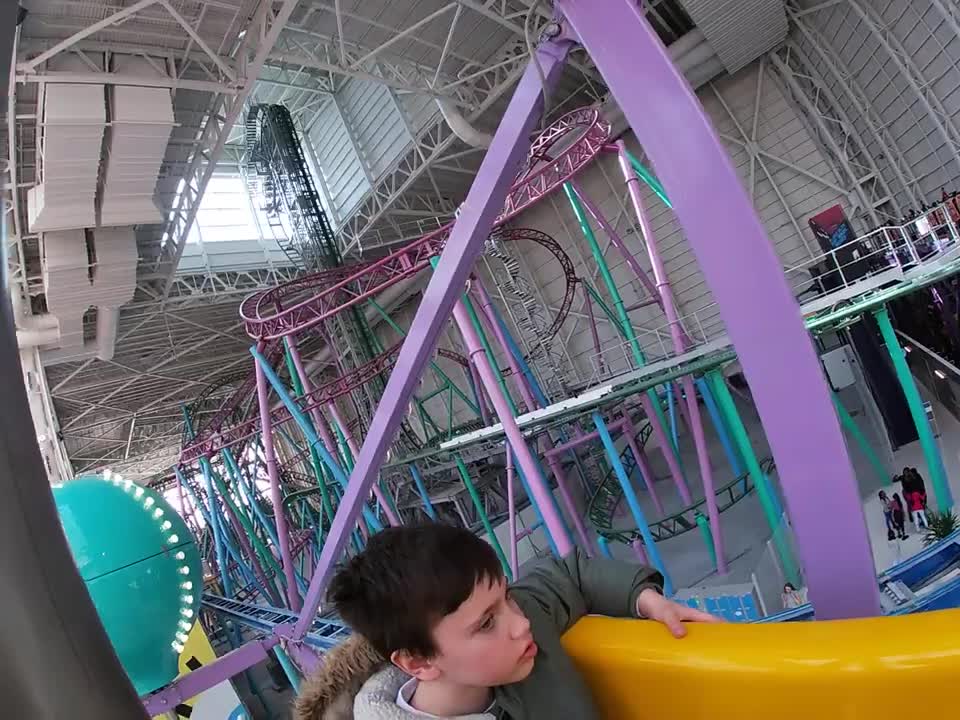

[556,0,878,619]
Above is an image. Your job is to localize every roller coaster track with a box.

[590,455,777,545]
[182,107,610,465]
[181,341,407,463]
[485,229,575,399]
[203,593,351,650]
[239,108,608,343]
[180,232,580,462]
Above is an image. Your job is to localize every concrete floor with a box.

[863,379,960,574]
[598,371,960,598]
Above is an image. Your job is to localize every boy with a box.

[295,523,716,720]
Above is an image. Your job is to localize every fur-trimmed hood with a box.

[293,635,386,720]
[292,635,497,720]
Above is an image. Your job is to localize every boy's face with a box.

[410,576,537,688]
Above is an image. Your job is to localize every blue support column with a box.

[251,346,384,532]
[409,464,437,520]
[593,412,673,595]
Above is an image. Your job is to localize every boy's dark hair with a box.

[327,523,504,659]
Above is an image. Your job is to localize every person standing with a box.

[891,493,909,540]
[879,491,896,540]
[908,468,928,506]
[781,583,805,609]
[908,490,929,529]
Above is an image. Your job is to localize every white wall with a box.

[307,99,372,223]
[793,0,960,211]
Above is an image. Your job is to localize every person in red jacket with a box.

[908,490,928,529]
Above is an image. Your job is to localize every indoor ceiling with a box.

[7,0,696,482]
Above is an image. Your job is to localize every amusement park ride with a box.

[15,2,960,718]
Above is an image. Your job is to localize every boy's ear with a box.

[390,649,441,681]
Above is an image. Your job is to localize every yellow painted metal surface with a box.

[561,612,960,718]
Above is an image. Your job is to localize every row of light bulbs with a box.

[102,469,195,655]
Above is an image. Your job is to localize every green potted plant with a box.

[923,510,959,546]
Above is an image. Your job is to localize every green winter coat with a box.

[294,549,663,720]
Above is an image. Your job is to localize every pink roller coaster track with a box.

[180,108,609,464]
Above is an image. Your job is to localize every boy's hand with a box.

[636,588,721,638]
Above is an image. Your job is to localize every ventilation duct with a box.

[40,227,138,360]
[100,84,174,226]
[678,0,788,74]
[441,29,725,150]
[27,83,105,231]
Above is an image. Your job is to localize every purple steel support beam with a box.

[558,0,878,618]
[143,637,276,715]
[568,179,661,308]
[289,36,574,641]
[254,348,302,612]
[617,143,725,571]
[473,280,593,554]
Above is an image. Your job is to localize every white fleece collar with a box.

[355,667,497,720]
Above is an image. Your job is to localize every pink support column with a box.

[254,351,302,611]
[617,140,726,573]
[289,35,575,641]
[506,446,519,580]
[326,400,401,527]
[561,1,878,615]
[470,361,493,424]
[284,342,374,538]
[582,282,605,376]
[673,381,691,434]
[568,179,662,309]
[622,418,665,517]
[631,538,648,565]
[473,281,593,554]
[644,394,692,504]
[452,295,574,557]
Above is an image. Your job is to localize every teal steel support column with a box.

[874,306,953,510]
[695,512,717,570]
[274,647,302,693]
[706,370,798,585]
[831,393,890,487]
